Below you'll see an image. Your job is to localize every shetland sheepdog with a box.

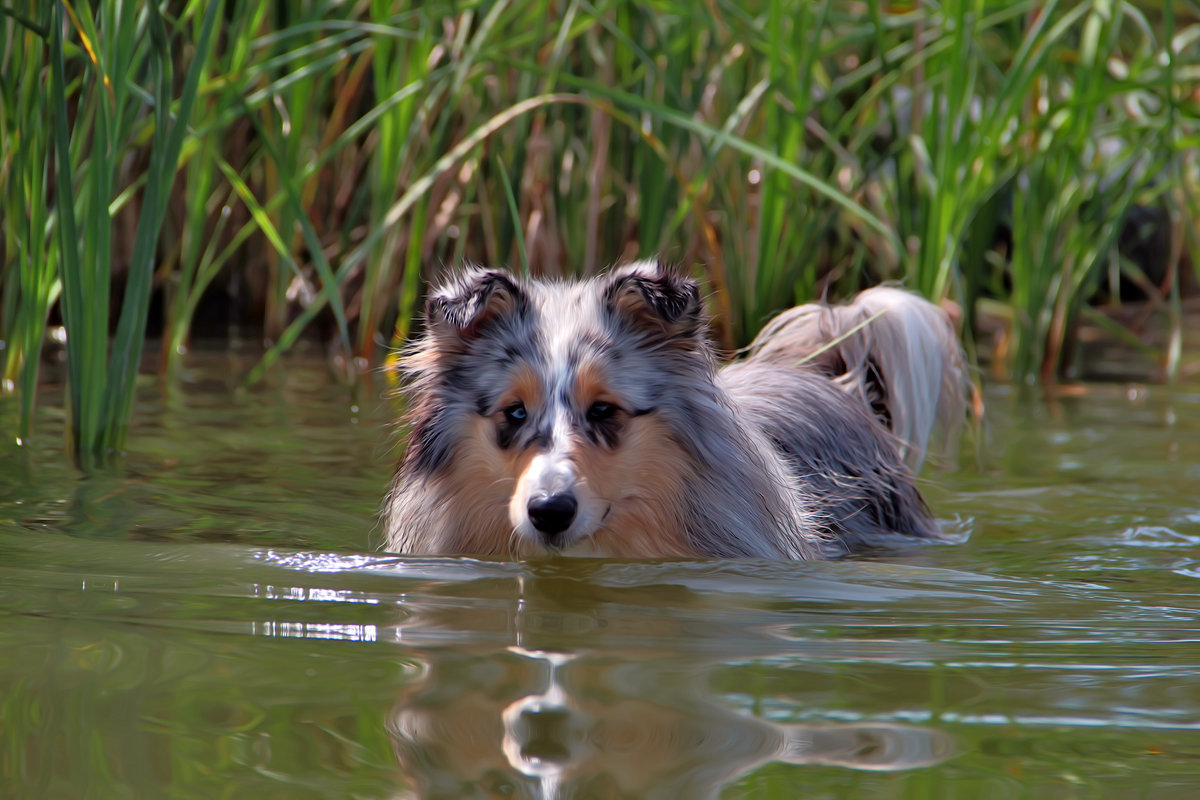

[383,259,965,559]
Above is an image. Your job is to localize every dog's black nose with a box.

[527,493,577,536]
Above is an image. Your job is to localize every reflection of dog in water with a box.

[384,260,965,558]
[388,646,955,799]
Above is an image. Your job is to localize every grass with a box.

[0,2,56,442]
[3,0,221,466]
[1,0,1199,464]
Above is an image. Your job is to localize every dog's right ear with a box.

[425,268,527,347]
[603,259,704,345]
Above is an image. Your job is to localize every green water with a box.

[3,349,1199,798]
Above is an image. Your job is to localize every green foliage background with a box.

[2,0,1199,464]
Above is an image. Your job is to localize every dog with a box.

[382,259,966,559]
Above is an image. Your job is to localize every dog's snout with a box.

[527,493,578,536]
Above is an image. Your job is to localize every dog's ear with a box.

[425,268,527,345]
[603,259,703,343]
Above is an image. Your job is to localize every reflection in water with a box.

[385,564,956,800]
[390,646,953,799]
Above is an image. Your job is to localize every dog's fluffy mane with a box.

[383,259,966,559]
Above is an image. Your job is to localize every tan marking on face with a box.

[573,360,616,409]
[502,364,543,414]
[439,415,541,556]
[575,415,700,558]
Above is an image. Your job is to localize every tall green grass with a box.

[44,0,221,467]
[2,1,1198,463]
[0,3,56,441]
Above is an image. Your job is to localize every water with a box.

[3,349,1200,798]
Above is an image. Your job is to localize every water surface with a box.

[3,350,1199,798]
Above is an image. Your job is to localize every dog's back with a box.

[721,363,937,555]
[728,285,967,554]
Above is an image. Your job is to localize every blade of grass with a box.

[101,0,223,455]
[496,156,528,275]
[240,97,352,360]
[1,2,57,438]
[49,0,98,459]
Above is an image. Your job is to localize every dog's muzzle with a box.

[527,493,578,540]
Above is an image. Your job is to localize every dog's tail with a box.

[743,286,968,470]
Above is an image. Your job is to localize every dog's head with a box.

[398,260,712,556]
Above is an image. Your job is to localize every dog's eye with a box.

[586,402,618,423]
[504,403,528,425]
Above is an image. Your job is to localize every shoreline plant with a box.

[1,0,1197,465]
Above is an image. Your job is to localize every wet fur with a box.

[383,260,965,559]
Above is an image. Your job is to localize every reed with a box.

[16,0,220,466]
[1,1,1197,460]
[0,3,56,440]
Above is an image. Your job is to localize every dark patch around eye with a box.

[595,422,624,448]
[582,403,623,449]
[492,403,527,450]
[586,401,617,423]
[497,415,551,452]
[590,417,622,449]
[496,418,521,450]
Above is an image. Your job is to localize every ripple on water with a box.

[5,377,1200,797]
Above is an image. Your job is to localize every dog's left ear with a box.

[603,259,703,343]
[425,268,527,348]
